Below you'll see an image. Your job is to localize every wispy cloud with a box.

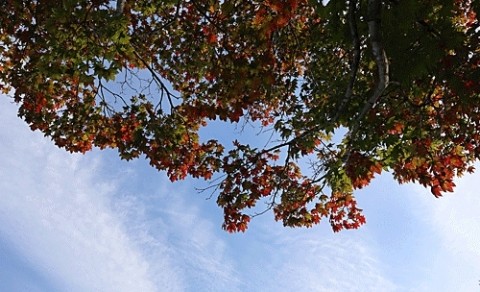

[3,94,478,292]
[275,237,395,291]
[233,223,397,292]
[0,98,179,291]
[109,174,242,292]
[0,97,239,292]
[407,172,480,292]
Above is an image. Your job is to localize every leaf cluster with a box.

[1,0,479,232]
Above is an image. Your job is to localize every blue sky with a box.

[1,95,479,292]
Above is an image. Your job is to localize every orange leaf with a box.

[431,185,443,197]
[208,33,218,44]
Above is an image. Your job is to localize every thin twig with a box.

[131,47,178,112]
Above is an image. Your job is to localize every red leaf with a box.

[431,185,443,197]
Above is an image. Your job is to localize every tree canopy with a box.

[1,0,479,232]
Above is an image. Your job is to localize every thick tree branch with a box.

[333,0,361,123]
[365,0,389,107]
[344,0,389,161]
[116,0,125,15]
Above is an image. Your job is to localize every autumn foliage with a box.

[1,0,479,232]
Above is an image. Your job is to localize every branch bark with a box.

[363,0,389,115]
[116,0,125,16]
[344,0,389,161]
[333,0,361,124]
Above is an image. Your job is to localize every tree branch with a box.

[333,0,361,123]
[131,47,178,111]
[344,0,389,161]
[116,0,125,16]
[365,0,389,106]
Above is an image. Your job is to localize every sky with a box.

[1,95,480,292]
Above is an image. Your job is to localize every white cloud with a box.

[241,226,397,292]
[0,96,239,292]
[408,172,480,292]
[0,98,181,291]
[3,93,478,292]
[110,179,242,292]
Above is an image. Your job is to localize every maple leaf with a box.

[1,0,478,233]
